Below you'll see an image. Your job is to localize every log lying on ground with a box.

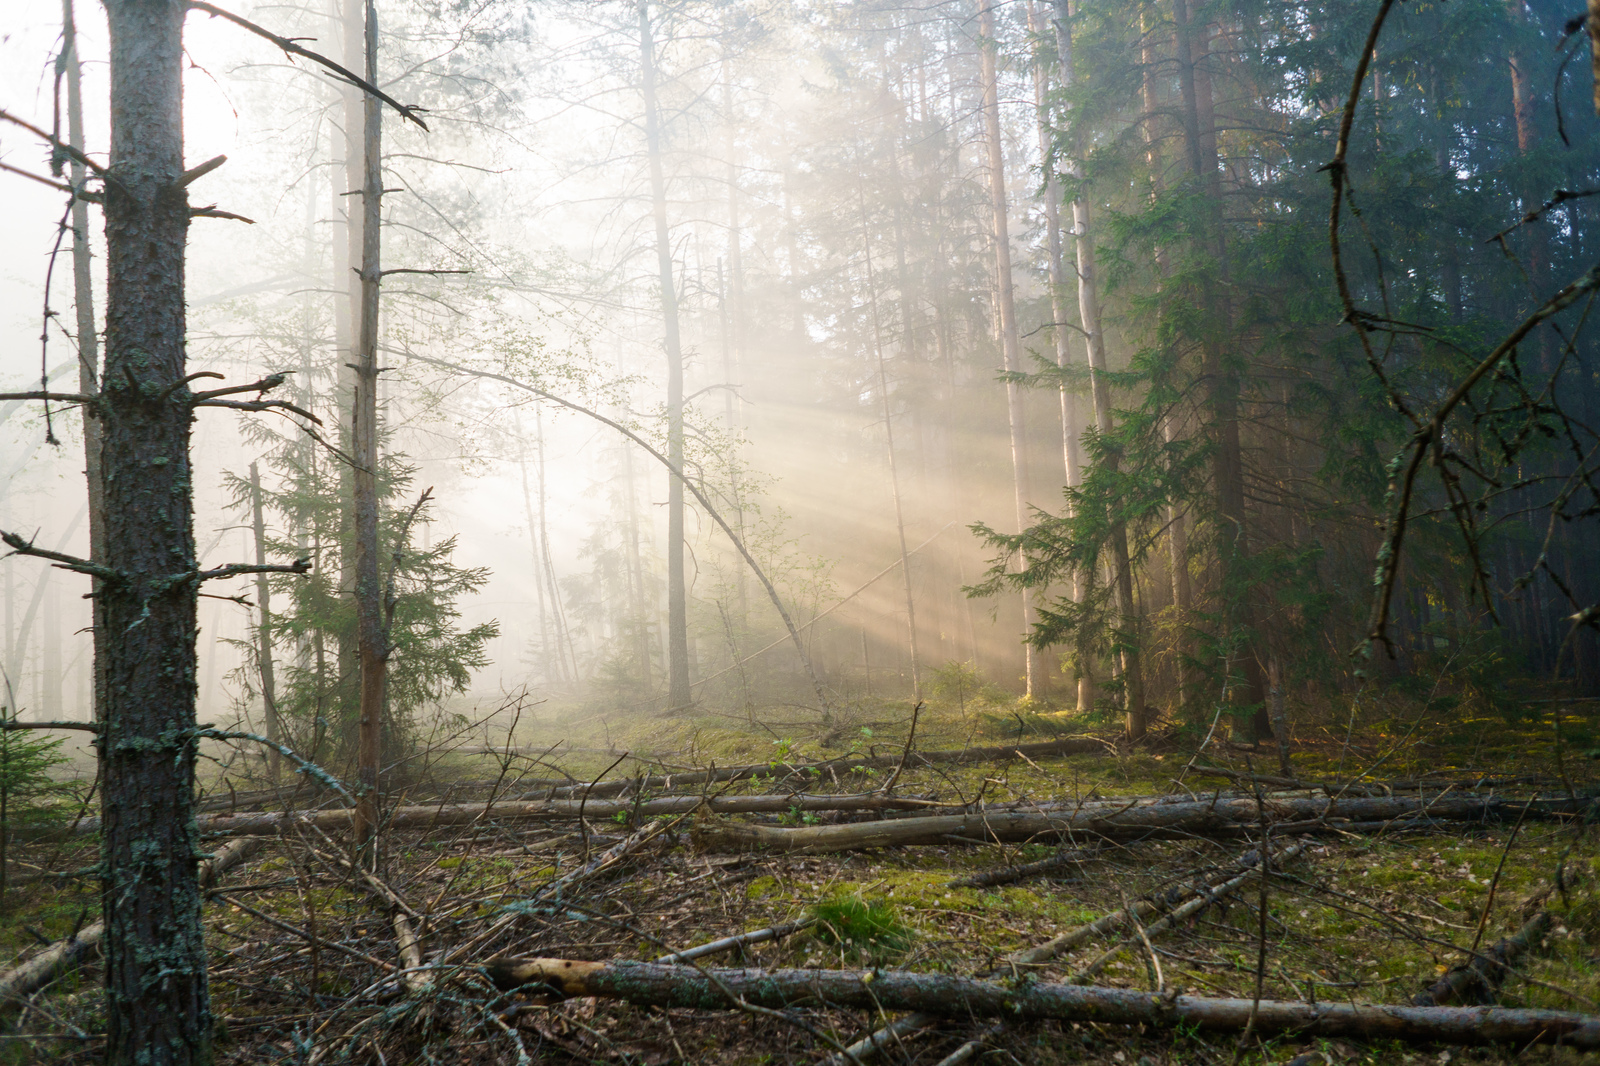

[836,841,1303,1063]
[1412,911,1553,1007]
[692,794,1594,854]
[481,958,1600,1049]
[0,836,264,1012]
[516,736,1111,801]
[51,791,952,839]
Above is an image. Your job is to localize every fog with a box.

[0,0,1065,753]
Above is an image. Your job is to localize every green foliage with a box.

[925,660,1009,711]
[809,894,909,957]
[0,726,71,829]
[226,429,498,770]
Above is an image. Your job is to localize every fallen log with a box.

[691,795,1593,854]
[834,840,1301,1063]
[0,836,264,1012]
[481,958,1600,1049]
[517,736,1111,801]
[1412,911,1553,1007]
[52,791,953,840]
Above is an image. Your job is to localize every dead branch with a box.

[654,917,816,964]
[184,1,428,129]
[692,795,1591,854]
[1412,911,1554,1007]
[0,837,263,1010]
[483,958,1600,1049]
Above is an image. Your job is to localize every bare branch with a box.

[0,529,118,582]
[192,372,287,401]
[194,558,311,582]
[189,205,255,223]
[0,391,96,404]
[178,154,226,186]
[0,107,107,177]
[1,720,99,733]
[193,397,323,424]
[185,1,430,130]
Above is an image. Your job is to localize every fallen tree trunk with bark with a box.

[1412,911,1553,1007]
[516,736,1111,800]
[480,958,1600,1049]
[691,795,1593,854]
[836,841,1304,1063]
[48,791,953,839]
[0,836,264,1012]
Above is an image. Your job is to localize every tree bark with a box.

[98,1,211,1059]
[1171,0,1269,740]
[638,0,691,713]
[484,958,1600,1049]
[249,463,280,778]
[62,0,106,726]
[350,0,385,850]
[1029,1,1092,714]
[978,0,1044,699]
[861,191,922,699]
[690,794,1587,854]
[1412,911,1552,1007]
[1052,0,1145,736]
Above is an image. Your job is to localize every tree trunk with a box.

[978,0,1043,699]
[62,0,106,727]
[1172,0,1269,740]
[1029,1,1092,714]
[249,463,280,778]
[484,958,1600,1049]
[639,0,691,712]
[514,419,553,683]
[690,794,1583,854]
[350,0,385,850]
[861,192,922,700]
[99,1,209,1058]
[1052,0,1145,735]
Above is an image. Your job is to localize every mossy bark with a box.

[100,2,209,1060]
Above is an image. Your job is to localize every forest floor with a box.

[3,689,1599,1065]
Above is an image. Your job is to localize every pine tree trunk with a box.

[100,1,211,1059]
[861,193,922,699]
[1029,1,1092,714]
[639,0,691,712]
[350,0,385,849]
[1052,0,1145,736]
[62,0,105,726]
[1172,0,1269,741]
[978,0,1044,700]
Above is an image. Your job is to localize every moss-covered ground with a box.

[4,689,1598,1064]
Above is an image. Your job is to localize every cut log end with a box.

[483,956,606,994]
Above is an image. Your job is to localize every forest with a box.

[2,0,1600,1061]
